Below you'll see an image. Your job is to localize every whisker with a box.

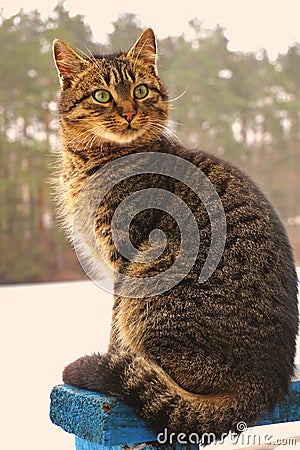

[168,87,189,103]
[168,118,183,128]
[74,44,107,81]
[81,45,96,60]
[147,120,181,145]
[65,128,95,150]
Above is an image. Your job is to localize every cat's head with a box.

[53,29,169,147]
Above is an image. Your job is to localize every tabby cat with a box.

[53,29,298,441]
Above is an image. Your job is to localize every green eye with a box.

[93,89,111,103]
[134,84,148,99]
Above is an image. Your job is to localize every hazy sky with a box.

[1,0,300,59]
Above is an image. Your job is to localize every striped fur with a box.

[53,29,299,441]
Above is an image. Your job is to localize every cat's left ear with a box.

[53,39,88,87]
[127,28,157,73]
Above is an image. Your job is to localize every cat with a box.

[53,28,299,442]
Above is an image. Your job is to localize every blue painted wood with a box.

[50,384,157,446]
[75,435,157,450]
[50,381,300,450]
[256,380,300,426]
[75,436,112,450]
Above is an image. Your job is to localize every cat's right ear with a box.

[53,39,88,87]
[127,28,158,73]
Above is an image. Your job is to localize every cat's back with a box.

[133,140,297,398]
[167,141,298,301]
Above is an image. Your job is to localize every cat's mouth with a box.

[103,122,143,144]
[121,126,143,141]
[120,121,141,136]
[120,123,137,136]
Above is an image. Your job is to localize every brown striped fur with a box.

[53,29,298,441]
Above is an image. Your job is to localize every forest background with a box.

[1,2,300,284]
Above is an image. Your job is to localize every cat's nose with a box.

[121,110,136,123]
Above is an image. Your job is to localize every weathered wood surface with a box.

[50,384,157,447]
[50,381,300,449]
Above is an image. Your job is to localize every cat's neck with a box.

[61,134,176,172]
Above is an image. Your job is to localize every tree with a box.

[0,7,299,283]
[0,3,93,282]
[106,13,143,53]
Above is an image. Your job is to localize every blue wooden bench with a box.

[50,381,300,449]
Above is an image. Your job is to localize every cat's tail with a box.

[62,351,273,443]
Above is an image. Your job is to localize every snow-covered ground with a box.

[0,278,299,450]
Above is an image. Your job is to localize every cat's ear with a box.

[127,28,157,72]
[53,39,88,87]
